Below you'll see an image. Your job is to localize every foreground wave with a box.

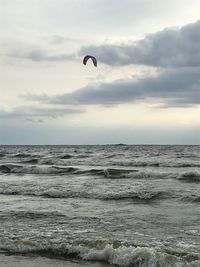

[0,240,199,267]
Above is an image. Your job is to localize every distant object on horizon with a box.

[83,55,97,67]
[105,143,127,146]
[114,143,127,146]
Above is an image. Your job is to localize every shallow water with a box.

[0,145,200,266]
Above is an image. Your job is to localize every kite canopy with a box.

[83,55,97,67]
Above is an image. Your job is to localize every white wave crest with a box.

[1,241,199,267]
[104,168,171,180]
[0,164,76,175]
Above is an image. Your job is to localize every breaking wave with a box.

[0,164,171,179]
[2,164,196,182]
[0,240,199,267]
[0,164,77,175]
[103,168,171,179]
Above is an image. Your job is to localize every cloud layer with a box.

[9,49,75,62]
[24,67,200,107]
[80,20,200,68]
[6,20,200,68]
[0,106,83,121]
[5,21,200,120]
[37,20,198,108]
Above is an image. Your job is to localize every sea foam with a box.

[0,241,199,267]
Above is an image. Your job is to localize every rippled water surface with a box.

[0,145,200,267]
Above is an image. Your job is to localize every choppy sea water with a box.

[0,145,200,267]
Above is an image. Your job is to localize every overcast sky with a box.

[0,0,200,144]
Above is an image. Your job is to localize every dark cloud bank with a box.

[80,20,200,68]
[24,67,200,107]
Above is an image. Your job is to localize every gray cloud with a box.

[9,49,75,62]
[0,106,84,121]
[79,20,200,68]
[49,35,79,45]
[23,67,200,107]
[6,20,200,66]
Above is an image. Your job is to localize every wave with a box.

[1,163,199,184]
[0,164,77,175]
[1,210,66,220]
[0,164,178,181]
[76,168,105,176]
[4,183,199,203]
[2,155,200,169]
[21,159,39,164]
[0,241,199,267]
[75,154,92,159]
[0,164,160,178]
[104,168,138,178]
[39,158,63,165]
[39,189,165,201]
[181,194,200,203]
[175,153,200,159]
[0,185,167,201]
[104,168,172,180]
[104,168,200,182]
[13,153,33,158]
[178,171,200,182]
[60,154,72,159]
[111,161,200,168]
[0,163,106,176]
[111,161,160,167]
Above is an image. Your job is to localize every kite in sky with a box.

[83,55,97,67]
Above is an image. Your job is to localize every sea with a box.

[0,145,199,267]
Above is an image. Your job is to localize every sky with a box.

[0,0,200,145]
